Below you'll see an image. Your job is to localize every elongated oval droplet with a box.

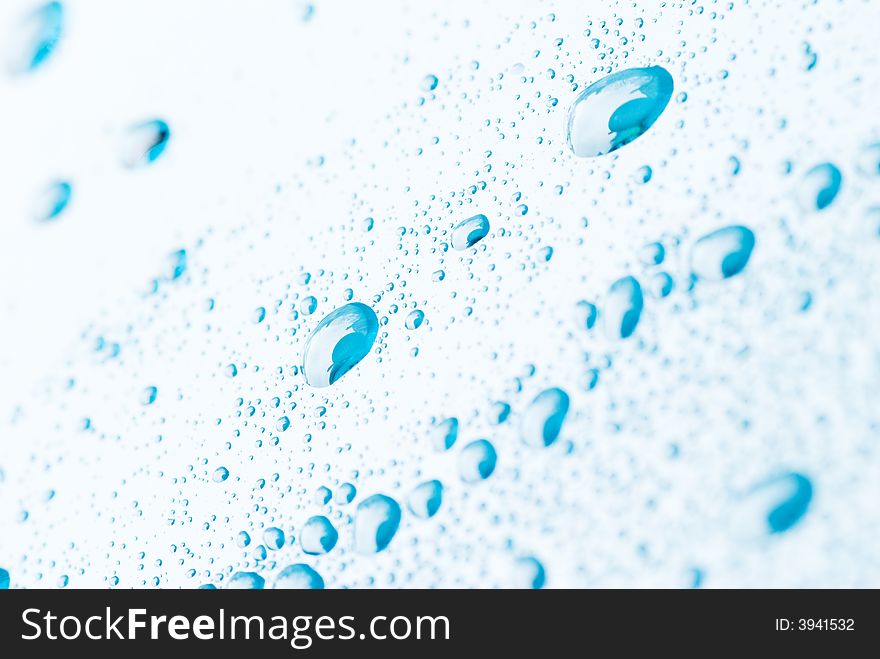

[273,564,324,589]
[122,119,171,168]
[9,2,64,74]
[300,515,338,555]
[302,302,378,387]
[798,162,842,211]
[459,439,497,483]
[429,417,458,451]
[521,388,570,447]
[754,472,813,534]
[690,226,755,281]
[566,66,674,157]
[354,494,401,554]
[33,180,72,222]
[451,214,490,250]
[603,276,643,339]
[408,480,443,519]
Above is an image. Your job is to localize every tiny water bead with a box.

[566,66,674,157]
[141,386,158,405]
[121,119,171,168]
[757,473,814,534]
[274,564,324,589]
[430,417,458,451]
[798,163,842,211]
[264,527,285,550]
[521,388,570,448]
[9,2,64,74]
[354,494,401,554]
[603,276,644,340]
[212,466,229,482]
[408,480,443,519]
[690,226,755,281]
[300,515,338,555]
[451,214,490,250]
[226,571,265,589]
[405,309,425,330]
[33,180,72,222]
[421,73,439,91]
[302,302,379,388]
[459,439,497,483]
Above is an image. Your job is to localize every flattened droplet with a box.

[603,276,644,339]
[690,226,755,281]
[451,214,490,250]
[122,119,171,168]
[566,66,674,157]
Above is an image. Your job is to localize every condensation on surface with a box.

[1,0,879,589]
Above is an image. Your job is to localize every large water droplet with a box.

[9,2,64,74]
[121,119,171,168]
[407,480,443,518]
[429,417,458,451]
[459,439,497,482]
[226,571,265,589]
[274,564,324,589]
[757,472,814,534]
[263,527,285,550]
[514,556,546,589]
[566,66,674,157]
[300,515,338,555]
[603,276,644,339]
[354,494,401,554]
[521,388,570,447]
[212,466,229,482]
[302,302,379,387]
[690,226,755,281]
[451,214,490,250]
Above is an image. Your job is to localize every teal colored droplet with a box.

[690,226,755,281]
[459,439,497,482]
[302,302,379,387]
[408,480,443,518]
[451,214,490,250]
[274,564,324,589]
[300,515,338,555]
[122,119,171,168]
[799,163,842,211]
[354,494,401,554]
[521,388,570,447]
[604,276,644,339]
[227,571,265,589]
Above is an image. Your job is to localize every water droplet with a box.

[451,214,490,250]
[421,74,439,91]
[566,66,674,157]
[405,309,425,330]
[575,300,598,330]
[0,568,9,589]
[429,417,458,451]
[121,119,171,168]
[302,302,379,388]
[300,515,338,555]
[521,388,570,448]
[212,466,229,482]
[635,165,653,183]
[756,473,814,534]
[798,163,842,211]
[640,241,665,266]
[142,386,158,405]
[34,180,71,222]
[236,531,251,548]
[274,564,324,589]
[603,276,644,339]
[263,527,285,550]
[300,296,318,315]
[459,439,497,482]
[690,226,755,281]
[9,2,64,74]
[514,556,546,589]
[276,415,290,432]
[335,482,356,505]
[354,494,401,554]
[408,480,443,518]
[856,142,880,177]
[489,401,511,425]
[227,571,265,589]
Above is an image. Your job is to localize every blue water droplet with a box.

[300,515,338,555]
[421,74,439,91]
[34,180,72,222]
[227,571,265,589]
[122,119,171,168]
[451,214,490,250]
[405,309,425,329]
[263,527,285,550]
[521,388,570,447]
[459,439,497,482]
[274,564,324,589]
[635,165,653,183]
[301,296,318,315]
[430,417,458,451]
[0,567,9,589]
[212,466,229,482]
[690,226,755,281]
[856,142,880,177]
[142,386,158,405]
[799,163,842,211]
[335,482,356,504]
[640,241,665,266]
[566,66,674,157]
[489,401,511,425]
[236,531,251,548]
[515,556,546,589]
[302,302,379,387]
[408,480,443,518]
[604,276,644,339]
[575,300,598,330]
[760,473,814,534]
[354,494,401,554]
[11,2,64,74]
